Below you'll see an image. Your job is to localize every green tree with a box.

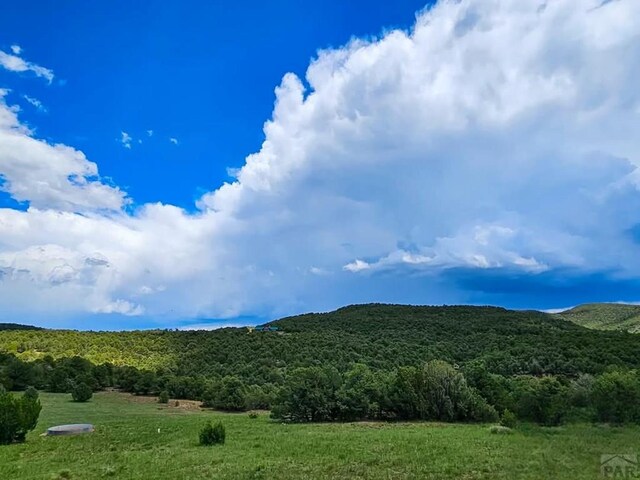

[271,366,341,422]
[214,376,247,411]
[0,386,21,444]
[244,383,278,410]
[500,409,517,428]
[0,386,42,444]
[4,357,33,391]
[134,371,158,395]
[15,387,42,441]
[71,382,93,402]
[420,360,496,422]
[387,366,420,420]
[336,364,382,421]
[513,376,569,426]
[592,370,640,424]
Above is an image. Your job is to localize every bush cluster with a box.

[271,361,497,423]
[199,421,225,446]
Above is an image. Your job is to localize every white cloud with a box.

[92,299,144,316]
[120,131,132,149]
[23,95,46,112]
[343,260,371,273]
[169,137,178,145]
[1,0,640,325]
[309,266,330,276]
[0,48,54,83]
[0,92,126,212]
[147,130,153,137]
[543,307,575,314]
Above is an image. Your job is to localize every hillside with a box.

[1,304,640,379]
[0,323,42,331]
[556,303,640,333]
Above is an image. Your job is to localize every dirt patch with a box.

[101,391,203,411]
[165,399,203,411]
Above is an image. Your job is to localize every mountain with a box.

[1,304,639,379]
[555,303,640,333]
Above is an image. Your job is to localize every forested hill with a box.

[555,303,640,333]
[0,323,42,331]
[274,304,557,333]
[1,304,640,379]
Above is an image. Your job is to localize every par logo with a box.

[601,454,638,478]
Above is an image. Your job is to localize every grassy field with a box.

[1,392,639,479]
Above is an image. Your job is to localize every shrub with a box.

[248,411,259,419]
[500,409,517,428]
[71,382,93,402]
[158,391,169,404]
[0,386,42,444]
[199,420,225,446]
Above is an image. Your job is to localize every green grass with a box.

[557,303,640,333]
[1,392,639,479]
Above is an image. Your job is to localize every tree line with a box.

[2,350,640,427]
[2,305,640,427]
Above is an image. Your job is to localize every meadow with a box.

[1,392,638,479]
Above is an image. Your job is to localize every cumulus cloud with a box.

[0,47,54,83]
[1,0,640,326]
[169,137,178,145]
[0,92,126,212]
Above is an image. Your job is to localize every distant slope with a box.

[556,303,640,333]
[0,323,43,331]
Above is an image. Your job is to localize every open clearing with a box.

[1,392,639,479]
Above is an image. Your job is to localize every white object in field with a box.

[46,424,95,436]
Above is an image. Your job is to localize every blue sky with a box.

[1,0,639,330]
[1,0,428,210]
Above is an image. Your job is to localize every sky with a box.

[0,0,639,330]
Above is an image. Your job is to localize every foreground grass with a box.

[1,393,639,479]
